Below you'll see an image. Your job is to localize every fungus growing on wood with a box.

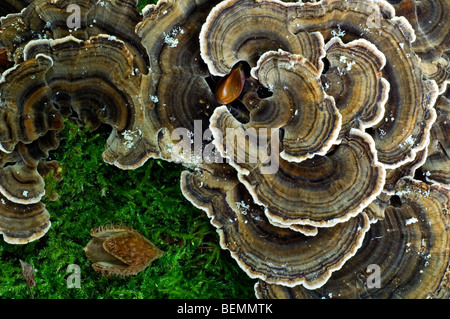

[247,49,341,162]
[0,160,46,205]
[84,225,163,276]
[0,137,53,243]
[0,33,148,208]
[193,0,448,298]
[0,0,155,243]
[0,53,62,153]
[0,131,60,207]
[181,167,371,289]
[200,0,438,169]
[0,0,149,73]
[210,105,385,227]
[199,0,326,77]
[23,35,150,169]
[256,178,450,299]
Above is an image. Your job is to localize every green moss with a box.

[0,121,255,299]
[137,0,155,11]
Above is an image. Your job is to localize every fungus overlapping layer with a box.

[0,0,449,299]
[135,0,222,163]
[0,0,152,243]
[185,0,449,297]
[255,178,450,299]
[200,0,439,169]
[181,168,371,289]
[387,0,450,93]
[0,0,149,71]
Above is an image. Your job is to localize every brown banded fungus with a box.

[200,0,326,76]
[200,0,438,169]
[255,178,450,299]
[0,0,149,73]
[0,193,50,244]
[0,34,146,205]
[387,0,450,93]
[0,0,154,243]
[0,137,54,243]
[0,53,62,153]
[136,0,222,164]
[210,105,385,227]
[22,35,151,169]
[192,0,448,298]
[181,168,371,289]
[422,90,450,188]
[0,52,62,206]
[322,37,389,139]
[248,49,341,162]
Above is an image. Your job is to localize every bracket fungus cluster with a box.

[0,0,449,298]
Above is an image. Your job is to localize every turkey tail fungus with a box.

[0,0,448,299]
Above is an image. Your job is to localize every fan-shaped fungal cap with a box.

[0,0,446,301]
[0,193,50,244]
[248,49,341,162]
[0,53,61,153]
[387,0,450,93]
[256,178,450,299]
[0,142,51,243]
[322,37,389,138]
[0,161,45,205]
[0,0,149,73]
[138,0,220,76]
[181,168,371,289]
[200,0,326,76]
[135,0,221,163]
[22,35,151,169]
[0,132,61,206]
[84,225,163,276]
[211,103,385,227]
